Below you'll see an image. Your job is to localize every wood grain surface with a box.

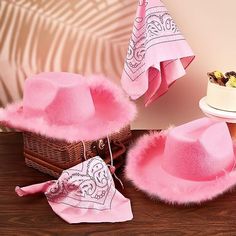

[0,132,236,236]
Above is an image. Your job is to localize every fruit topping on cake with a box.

[207,70,236,88]
[207,71,229,86]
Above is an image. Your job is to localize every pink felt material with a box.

[0,73,137,142]
[121,0,195,106]
[15,157,133,223]
[126,118,236,204]
[23,73,95,124]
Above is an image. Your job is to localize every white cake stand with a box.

[199,97,236,138]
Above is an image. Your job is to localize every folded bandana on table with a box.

[15,156,133,223]
[121,0,195,106]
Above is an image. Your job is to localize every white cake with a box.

[206,81,236,112]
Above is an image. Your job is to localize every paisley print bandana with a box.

[15,157,133,223]
[121,0,195,106]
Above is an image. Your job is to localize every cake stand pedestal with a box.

[199,97,236,139]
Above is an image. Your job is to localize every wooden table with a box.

[0,132,236,236]
[228,123,236,139]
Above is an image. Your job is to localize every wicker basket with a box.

[23,126,131,177]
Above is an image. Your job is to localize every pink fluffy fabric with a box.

[126,131,236,205]
[0,75,137,142]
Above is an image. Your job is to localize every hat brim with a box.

[126,131,236,204]
[0,75,136,142]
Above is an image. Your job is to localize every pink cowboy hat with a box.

[0,72,136,142]
[126,118,236,204]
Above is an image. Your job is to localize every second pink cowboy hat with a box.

[0,72,136,142]
[126,118,236,204]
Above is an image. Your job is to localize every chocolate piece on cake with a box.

[225,71,236,78]
[207,71,226,86]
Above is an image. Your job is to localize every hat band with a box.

[23,106,45,119]
[162,157,236,182]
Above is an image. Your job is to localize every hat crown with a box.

[23,72,95,125]
[162,118,235,181]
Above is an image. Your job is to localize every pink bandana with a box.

[15,156,133,223]
[121,0,195,106]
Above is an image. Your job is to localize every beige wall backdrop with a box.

[0,0,236,130]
